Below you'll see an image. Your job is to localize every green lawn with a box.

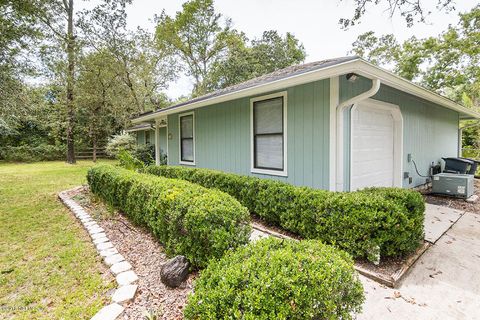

[0,161,116,319]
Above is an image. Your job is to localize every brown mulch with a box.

[74,188,194,320]
[422,178,480,214]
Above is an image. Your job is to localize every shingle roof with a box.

[134,56,359,119]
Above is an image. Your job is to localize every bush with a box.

[134,144,155,165]
[105,134,136,157]
[87,164,251,268]
[184,238,364,319]
[0,144,65,162]
[117,150,145,171]
[145,165,425,262]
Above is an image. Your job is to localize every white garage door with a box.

[351,104,396,191]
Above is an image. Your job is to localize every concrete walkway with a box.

[360,211,480,320]
[424,203,464,243]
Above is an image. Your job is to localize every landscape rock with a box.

[160,255,190,288]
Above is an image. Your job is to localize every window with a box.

[145,131,151,145]
[251,92,287,176]
[179,112,195,164]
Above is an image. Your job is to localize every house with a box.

[131,56,480,191]
[126,123,167,156]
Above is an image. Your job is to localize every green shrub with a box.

[145,165,425,262]
[134,144,155,165]
[184,238,364,320]
[0,144,65,162]
[117,150,145,171]
[87,164,251,268]
[105,134,136,157]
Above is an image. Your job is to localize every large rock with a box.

[160,256,190,288]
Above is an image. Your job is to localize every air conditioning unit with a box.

[432,173,474,198]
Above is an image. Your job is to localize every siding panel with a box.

[340,76,459,189]
[167,79,331,189]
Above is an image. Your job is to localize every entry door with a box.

[350,103,396,190]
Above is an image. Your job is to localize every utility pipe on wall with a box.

[335,78,381,191]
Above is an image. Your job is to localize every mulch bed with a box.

[422,178,480,214]
[74,188,194,320]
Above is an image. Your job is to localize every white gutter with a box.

[132,60,363,123]
[335,78,381,191]
[133,59,480,124]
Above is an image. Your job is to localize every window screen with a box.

[253,97,284,170]
[180,114,194,162]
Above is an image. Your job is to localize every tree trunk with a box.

[66,0,76,164]
[92,136,97,163]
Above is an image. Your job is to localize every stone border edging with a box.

[58,186,138,320]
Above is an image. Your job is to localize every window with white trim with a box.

[252,96,285,172]
[179,113,194,163]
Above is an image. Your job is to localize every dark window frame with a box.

[180,113,194,163]
[253,96,284,171]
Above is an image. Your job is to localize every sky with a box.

[81,0,476,99]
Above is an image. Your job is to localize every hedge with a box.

[145,165,425,262]
[184,238,364,319]
[87,165,251,268]
[0,144,65,162]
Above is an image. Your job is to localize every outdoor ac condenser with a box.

[432,173,474,198]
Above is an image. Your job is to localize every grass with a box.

[0,160,116,319]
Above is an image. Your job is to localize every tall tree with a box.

[350,5,480,108]
[350,6,480,154]
[339,0,456,28]
[79,1,175,113]
[206,30,306,90]
[155,0,236,96]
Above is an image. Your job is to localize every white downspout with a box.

[335,78,381,191]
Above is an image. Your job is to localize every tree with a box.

[76,50,124,161]
[339,0,456,29]
[208,30,306,90]
[206,30,306,90]
[350,5,480,108]
[30,0,79,163]
[79,1,176,113]
[350,5,480,153]
[155,0,236,96]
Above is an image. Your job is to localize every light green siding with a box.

[167,79,331,189]
[340,76,459,189]
[136,131,145,145]
[157,127,167,154]
[135,128,167,153]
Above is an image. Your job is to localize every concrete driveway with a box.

[359,210,480,320]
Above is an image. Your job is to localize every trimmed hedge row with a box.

[184,238,364,319]
[145,165,425,262]
[87,165,251,268]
